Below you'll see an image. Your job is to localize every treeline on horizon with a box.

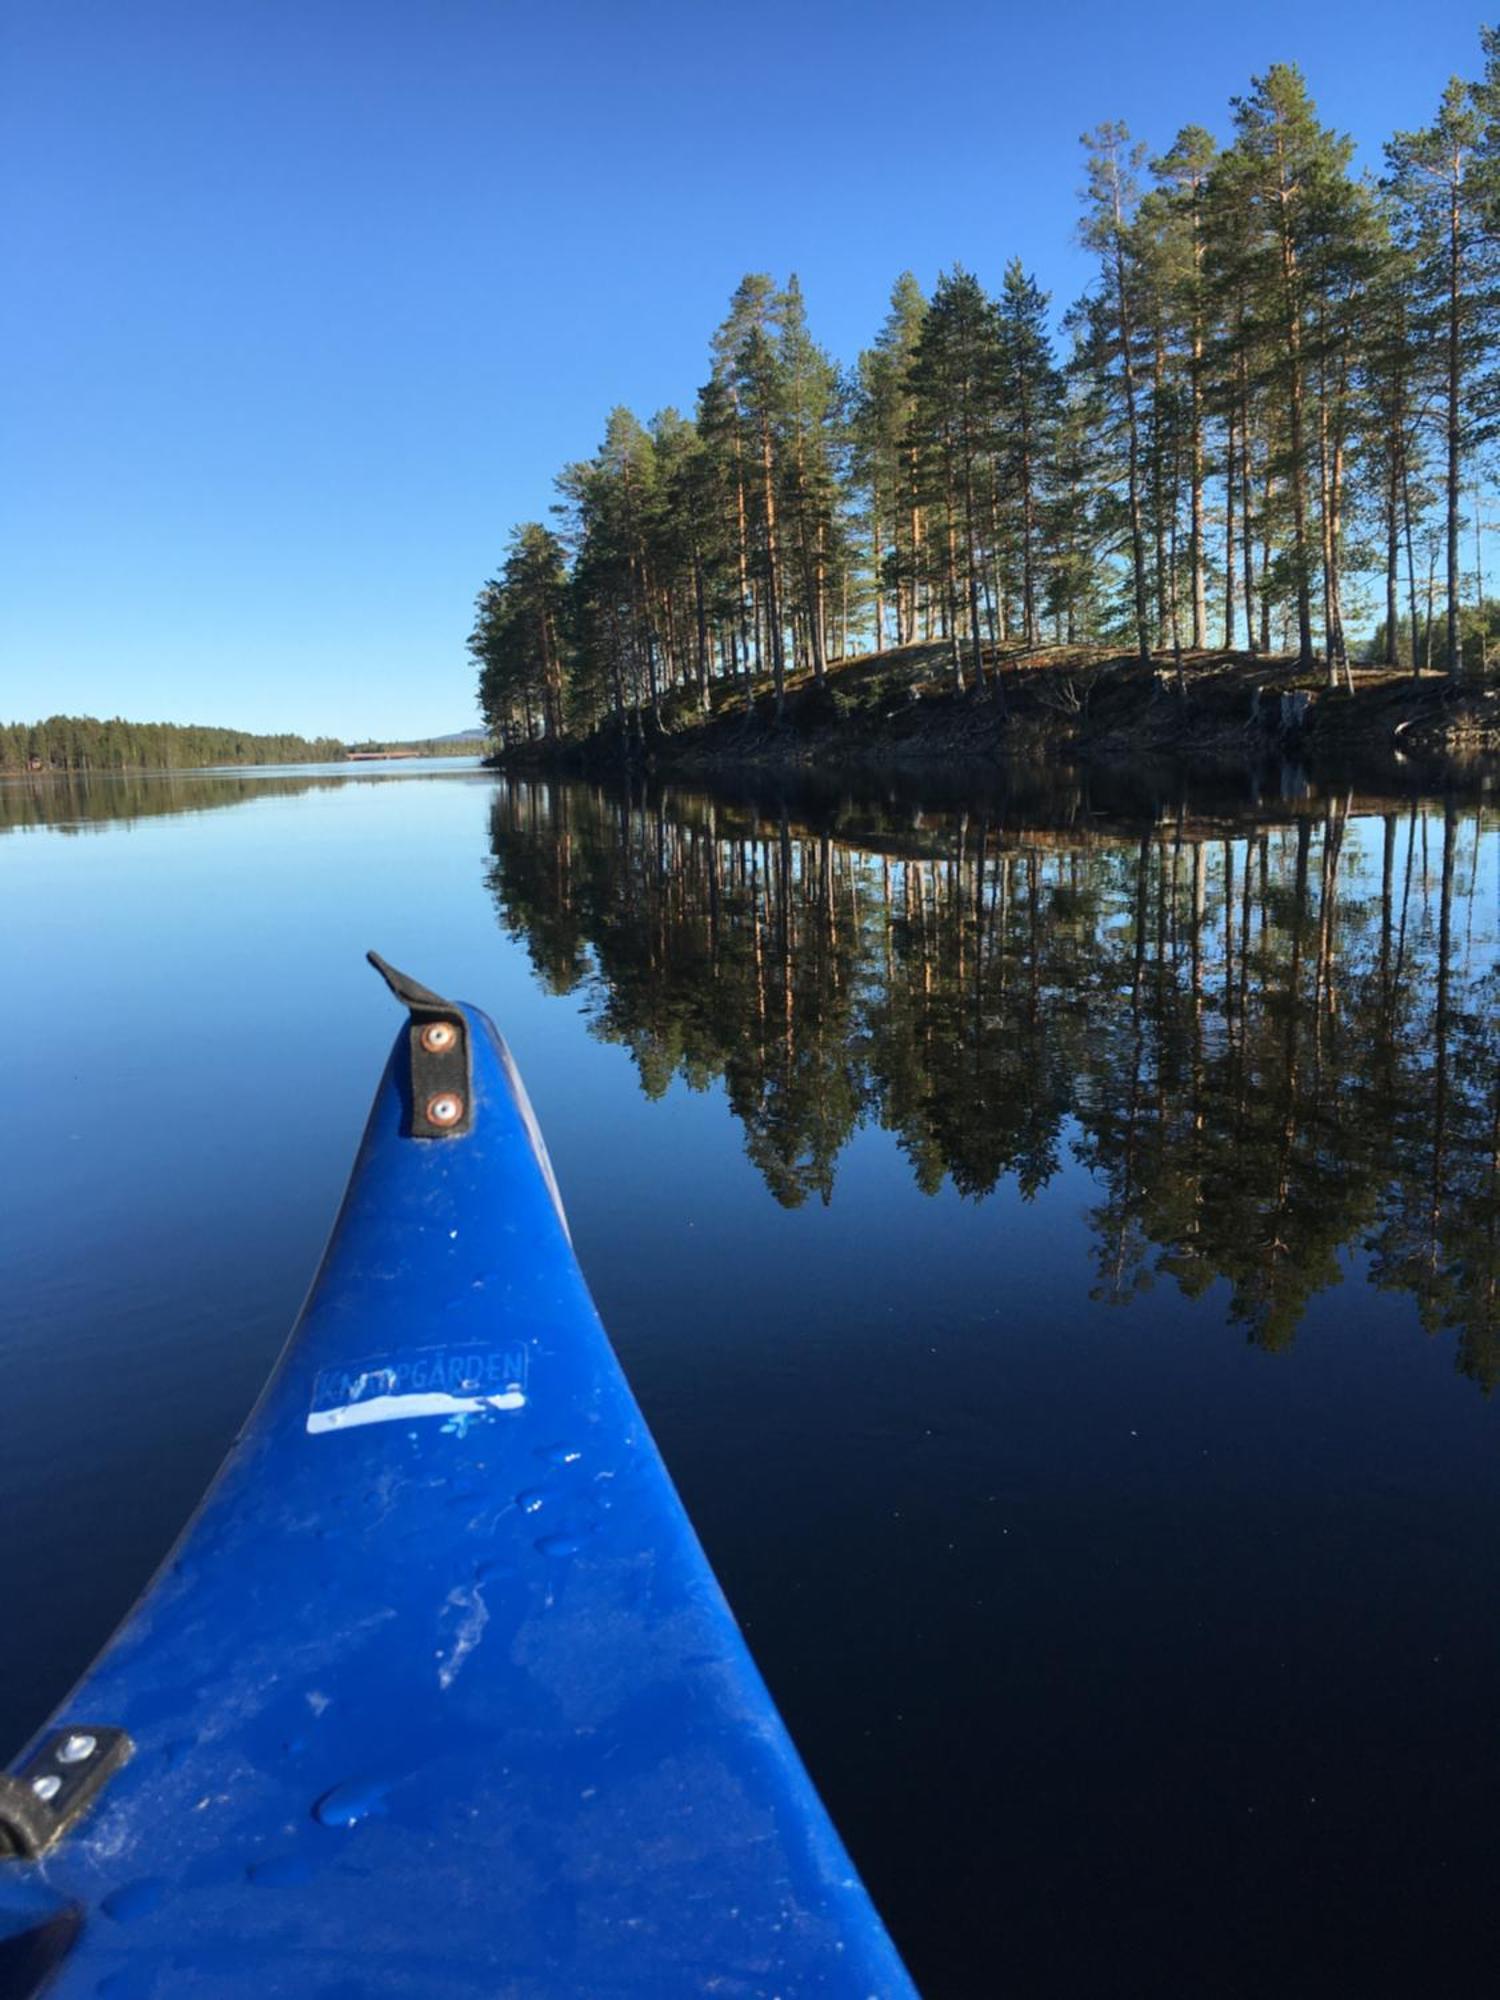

[1,716,345,772]
[471,40,1500,747]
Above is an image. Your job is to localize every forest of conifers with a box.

[1,716,345,772]
[471,46,1500,747]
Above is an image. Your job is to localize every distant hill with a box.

[345,729,488,758]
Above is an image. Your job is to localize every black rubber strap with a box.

[367,952,474,1139]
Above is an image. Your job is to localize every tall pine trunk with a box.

[1189,298,1206,648]
[1113,226,1153,668]
[1223,410,1238,651]
[871,484,886,653]
[759,416,786,716]
[1240,359,1258,655]
[961,428,987,693]
[1446,168,1463,678]
[1402,452,1422,679]
[1274,154,1315,666]
[1019,381,1038,644]
[944,513,963,690]
[1151,335,1170,644]
[1384,453,1400,668]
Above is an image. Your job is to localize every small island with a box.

[468,52,1500,783]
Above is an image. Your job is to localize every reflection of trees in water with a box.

[0,768,347,835]
[487,782,1499,1384]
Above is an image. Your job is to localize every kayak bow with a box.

[0,964,916,1998]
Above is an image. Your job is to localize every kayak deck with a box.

[0,987,915,1996]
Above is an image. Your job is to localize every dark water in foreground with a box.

[3,762,1498,1996]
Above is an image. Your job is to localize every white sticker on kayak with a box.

[307,1346,528,1434]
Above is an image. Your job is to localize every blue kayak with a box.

[0,962,917,1998]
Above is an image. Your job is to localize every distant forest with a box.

[2,716,344,772]
[471,42,1500,746]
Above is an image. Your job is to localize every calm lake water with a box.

[3,759,1498,1996]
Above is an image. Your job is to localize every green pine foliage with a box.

[0,716,344,772]
[473,38,1500,747]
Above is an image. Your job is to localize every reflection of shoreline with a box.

[645,760,1500,858]
[488,778,1499,1390]
[0,762,489,837]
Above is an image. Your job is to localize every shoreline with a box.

[487,645,1500,790]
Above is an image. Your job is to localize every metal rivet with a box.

[426,1092,464,1128]
[420,1021,457,1054]
[32,1774,62,1802]
[57,1733,97,1765]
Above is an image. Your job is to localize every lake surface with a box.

[3,759,1498,1995]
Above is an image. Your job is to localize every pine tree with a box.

[1388,71,1500,678]
[695,371,757,695]
[1221,67,1357,672]
[907,267,1004,693]
[995,261,1063,647]
[1045,355,1110,643]
[468,521,570,742]
[553,410,666,739]
[852,273,927,650]
[1078,124,1154,668]
[1147,127,1217,648]
[711,277,790,715]
[774,276,844,683]
[1360,229,1438,671]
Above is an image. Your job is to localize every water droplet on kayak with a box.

[313,1775,391,1828]
[535,1532,588,1558]
[515,1489,546,1514]
[474,1557,516,1582]
[536,1442,582,1466]
[100,1877,166,1922]
[247,1853,313,1886]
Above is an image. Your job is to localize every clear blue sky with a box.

[2,0,1489,737]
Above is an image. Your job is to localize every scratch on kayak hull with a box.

[437,1585,489,1690]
